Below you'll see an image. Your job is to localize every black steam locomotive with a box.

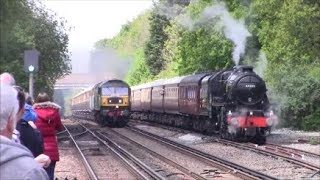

[131,65,276,144]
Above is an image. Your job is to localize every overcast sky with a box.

[43,0,153,73]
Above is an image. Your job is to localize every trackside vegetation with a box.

[0,0,71,97]
[97,0,320,131]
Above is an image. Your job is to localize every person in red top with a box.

[33,92,62,180]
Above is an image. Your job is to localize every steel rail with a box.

[76,123,165,180]
[94,131,166,180]
[76,124,150,180]
[63,124,98,180]
[265,142,320,158]
[218,139,320,171]
[127,125,276,180]
[103,128,207,180]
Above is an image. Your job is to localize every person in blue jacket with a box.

[23,95,38,128]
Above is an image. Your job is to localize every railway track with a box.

[215,139,320,172]
[66,118,319,179]
[265,143,320,159]
[63,122,164,179]
[98,129,206,179]
[126,124,277,180]
[131,118,320,171]
[63,124,98,180]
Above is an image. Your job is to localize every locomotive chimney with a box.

[234,65,253,73]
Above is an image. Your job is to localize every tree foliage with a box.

[250,0,320,129]
[169,25,234,75]
[126,48,152,85]
[96,0,320,130]
[97,11,151,57]
[144,12,170,76]
[96,12,151,85]
[0,0,71,97]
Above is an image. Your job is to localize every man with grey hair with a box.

[0,84,49,179]
[0,72,16,86]
[0,72,20,143]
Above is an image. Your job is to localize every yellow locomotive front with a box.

[95,80,131,127]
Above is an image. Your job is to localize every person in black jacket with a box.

[14,87,44,157]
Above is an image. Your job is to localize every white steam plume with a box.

[155,2,185,19]
[175,2,251,65]
[254,51,268,77]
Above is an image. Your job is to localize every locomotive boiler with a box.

[131,65,276,144]
[71,79,131,127]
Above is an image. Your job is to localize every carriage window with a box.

[187,88,192,99]
[192,90,194,99]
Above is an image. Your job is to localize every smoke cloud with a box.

[89,47,132,80]
[155,1,185,19]
[161,2,252,65]
[254,51,268,77]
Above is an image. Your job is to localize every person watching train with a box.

[34,92,63,180]
[15,87,44,157]
[0,83,49,180]
[0,72,51,168]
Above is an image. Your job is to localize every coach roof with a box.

[180,73,211,86]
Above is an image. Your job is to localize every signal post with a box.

[24,49,39,99]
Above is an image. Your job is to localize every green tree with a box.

[144,12,170,76]
[97,11,152,85]
[251,0,320,129]
[175,27,234,75]
[126,48,152,85]
[162,0,234,75]
[100,11,151,57]
[0,0,71,97]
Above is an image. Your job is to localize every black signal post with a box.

[24,49,39,99]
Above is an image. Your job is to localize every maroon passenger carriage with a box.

[131,66,277,144]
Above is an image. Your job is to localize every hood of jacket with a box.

[33,101,61,109]
[33,102,61,123]
[0,135,34,165]
[0,136,49,179]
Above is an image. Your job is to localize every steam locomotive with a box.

[131,65,276,144]
[71,79,131,127]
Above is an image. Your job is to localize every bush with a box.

[302,109,320,131]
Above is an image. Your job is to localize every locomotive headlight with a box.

[270,110,274,116]
[249,111,253,116]
[266,117,273,126]
[231,118,238,126]
[264,110,274,117]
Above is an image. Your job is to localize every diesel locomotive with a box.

[131,65,276,144]
[71,79,131,127]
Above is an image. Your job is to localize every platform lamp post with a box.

[24,49,39,99]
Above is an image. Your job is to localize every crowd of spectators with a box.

[0,72,62,180]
